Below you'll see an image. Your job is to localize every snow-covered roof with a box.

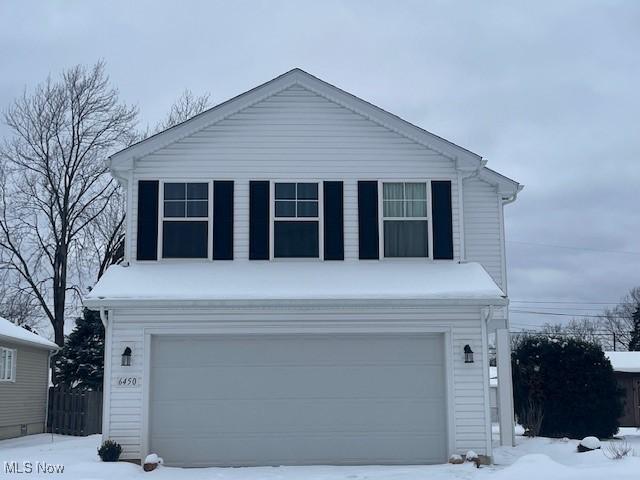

[605,351,640,373]
[0,316,58,350]
[85,261,506,307]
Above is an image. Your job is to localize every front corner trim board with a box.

[86,68,520,466]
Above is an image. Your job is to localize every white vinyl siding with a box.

[462,176,504,288]
[105,306,490,461]
[128,85,461,263]
[0,342,49,436]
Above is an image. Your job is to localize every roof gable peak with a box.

[109,68,485,170]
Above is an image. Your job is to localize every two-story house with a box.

[85,69,521,467]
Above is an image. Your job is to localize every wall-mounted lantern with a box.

[464,344,474,364]
[121,347,132,367]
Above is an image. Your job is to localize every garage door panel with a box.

[150,334,447,466]
[151,398,447,435]
[151,365,445,400]
[152,335,443,367]
[153,433,447,467]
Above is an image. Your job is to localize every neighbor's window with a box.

[162,182,209,258]
[382,182,429,257]
[0,347,16,382]
[274,182,319,258]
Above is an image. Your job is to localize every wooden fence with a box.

[47,387,103,436]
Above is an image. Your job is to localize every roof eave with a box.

[0,333,59,351]
[478,167,523,200]
[84,296,508,310]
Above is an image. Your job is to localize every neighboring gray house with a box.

[85,69,521,467]
[0,316,58,440]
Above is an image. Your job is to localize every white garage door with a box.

[149,333,447,466]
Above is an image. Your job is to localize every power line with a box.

[510,309,630,319]
[509,306,616,311]
[507,240,640,255]
[511,300,633,305]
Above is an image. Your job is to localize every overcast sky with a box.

[1,1,638,329]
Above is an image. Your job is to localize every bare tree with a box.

[154,89,211,133]
[88,89,211,276]
[0,271,41,329]
[598,287,640,351]
[80,187,126,281]
[0,62,137,347]
[541,318,605,346]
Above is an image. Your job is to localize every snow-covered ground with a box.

[1,429,639,479]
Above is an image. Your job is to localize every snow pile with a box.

[85,262,506,304]
[579,436,601,451]
[144,453,163,464]
[3,430,640,480]
[0,316,58,349]
[492,454,571,480]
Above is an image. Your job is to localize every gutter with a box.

[84,296,509,311]
[502,184,524,206]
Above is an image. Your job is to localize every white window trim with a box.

[157,180,213,261]
[378,179,434,260]
[0,347,17,382]
[270,180,324,261]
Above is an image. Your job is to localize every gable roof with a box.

[109,68,520,195]
[0,316,58,350]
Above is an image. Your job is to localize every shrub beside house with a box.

[512,336,623,439]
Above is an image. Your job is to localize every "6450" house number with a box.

[116,376,139,387]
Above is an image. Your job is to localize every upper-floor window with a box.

[0,347,16,382]
[161,182,210,258]
[382,182,429,258]
[273,182,320,258]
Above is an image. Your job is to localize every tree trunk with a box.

[52,246,67,348]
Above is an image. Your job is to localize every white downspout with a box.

[44,348,58,436]
[99,307,109,328]
[457,172,466,262]
[99,307,111,442]
[480,305,494,458]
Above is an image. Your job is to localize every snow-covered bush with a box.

[577,436,601,452]
[448,454,463,464]
[97,440,122,462]
[603,440,634,459]
[512,336,623,439]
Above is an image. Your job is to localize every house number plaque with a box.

[116,376,140,387]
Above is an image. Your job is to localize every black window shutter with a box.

[213,181,234,260]
[249,181,270,260]
[432,180,454,260]
[136,180,159,260]
[357,181,379,260]
[323,181,344,260]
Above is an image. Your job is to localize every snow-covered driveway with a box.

[1,430,639,479]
